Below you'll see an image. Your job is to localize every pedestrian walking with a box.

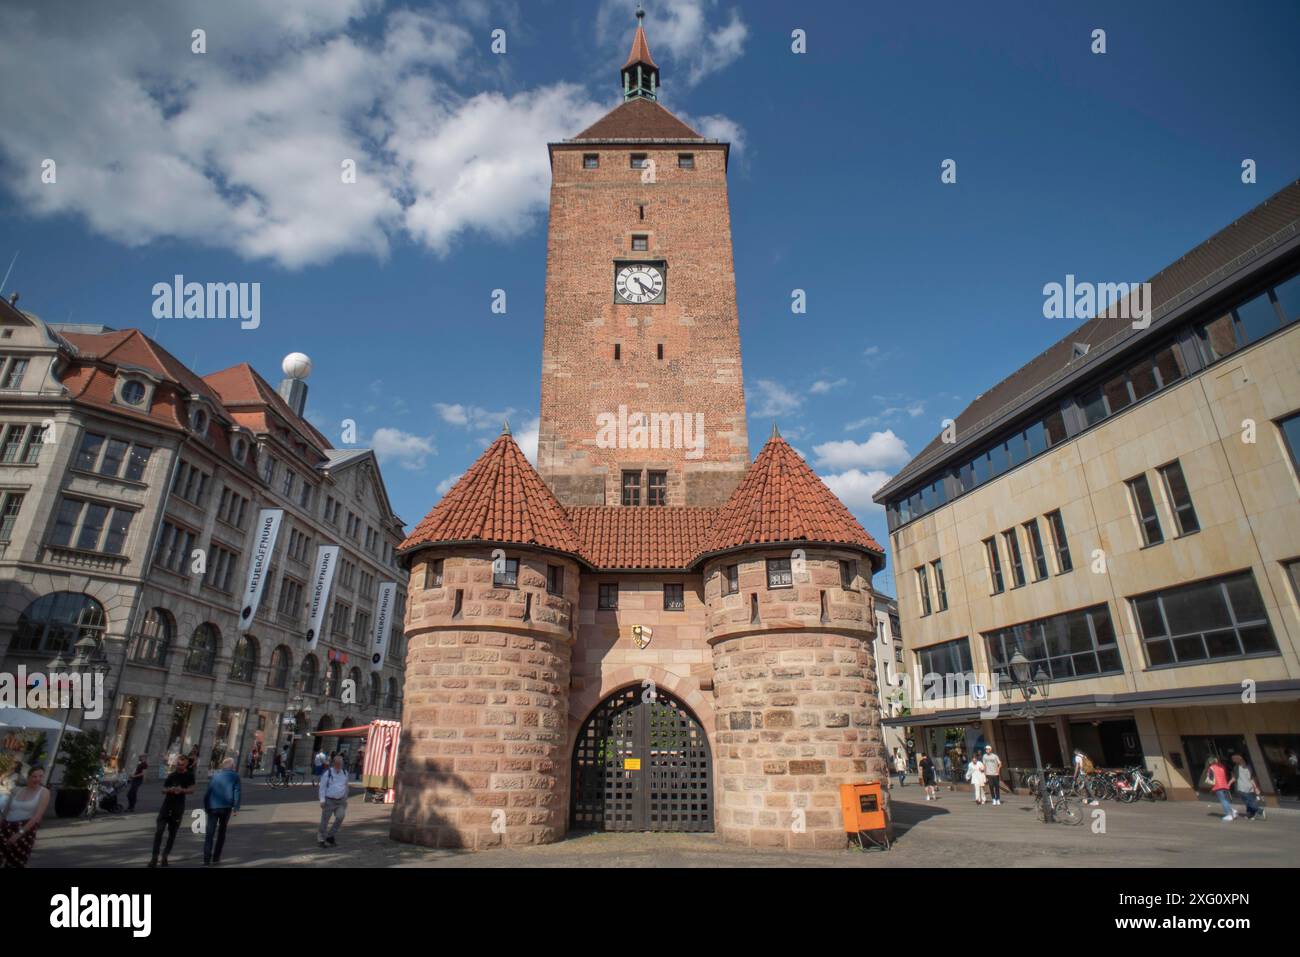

[892,748,907,788]
[1073,748,1100,806]
[0,765,51,868]
[1207,755,1236,821]
[920,753,938,801]
[318,754,350,848]
[312,747,327,783]
[353,749,364,782]
[126,754,148,812]
[983,746,1003,805]
[245,750,256,778]
[1230,754,1265,821]
[149,754,195,867]
[969,755,988,804]
[203,757,242,865]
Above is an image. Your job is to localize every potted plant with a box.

[54,730,103,818]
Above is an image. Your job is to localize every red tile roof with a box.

[704,433,884,560]
[573,98,702,140]
[403,431,884,570]
[569,506,714,569]
[205,363,333,451]
[623,22,657,69]
[401,430,580,555]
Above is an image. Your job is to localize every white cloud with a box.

[435,472,463,496]
[809,378,847,395]
[596,0,748,88]
[435,402,516,430]
[750,379,803,418]
[680,111,746,154]
[515,416,540,464]
[370,427,436,470]
[0,0,612,268]
[821,468,892,513]
[812,430,911,471]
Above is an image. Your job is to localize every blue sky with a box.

[2,0,1298,595]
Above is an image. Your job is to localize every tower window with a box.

[614,343,621,361]
[583,153,599,169]
[632,235,648,251]
[648,471,667,505]
[767,558,793,589]
[722,564,739,596]
[664,584,684,611]
[638,204,645,221]
[598,583,619,610]
[678,153,695,169]
[656,343,664,360]
[621,470,642,506]
[630,153,649,169]
[547,564,564,595]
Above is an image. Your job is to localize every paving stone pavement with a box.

[27,775,1299,868]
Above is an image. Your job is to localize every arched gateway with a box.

[571,686,712,833]
[391,9,889,853]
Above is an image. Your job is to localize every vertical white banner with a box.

[238,508,284,633]
[369,581,398,672]
[304,545,340,650]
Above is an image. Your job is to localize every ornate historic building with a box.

[0,300,409,780]
[392,14,888,851]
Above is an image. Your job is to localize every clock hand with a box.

[635,277,652,294]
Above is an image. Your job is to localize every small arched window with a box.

[385,676,400,711]
[184,622,220,676]
[13,592,106,654]
[229,635,259,683]
[324,661,343,699]
[131,607,174,666]
[298,654,319,695]
[267,645,292,690]
[368,672,382,707]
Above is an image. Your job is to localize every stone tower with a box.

[537,8,750,507]
[394,11,888,853]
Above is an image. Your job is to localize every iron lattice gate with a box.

[571,686,712,832]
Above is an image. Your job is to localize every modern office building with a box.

[0,298,408,778]
[874,180,1300,802]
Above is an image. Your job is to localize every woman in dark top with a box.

[920,753,938,801]
[127,755,148,812]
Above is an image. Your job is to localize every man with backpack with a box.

[318,754,350,848]
[1231,753,1265,821]
[1073,749,1100,806]
[983,746,1004,805]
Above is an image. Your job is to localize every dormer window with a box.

[121,380,146,406]
[189,406,209,436]
[230,435,249,463]
[111,372,157,410]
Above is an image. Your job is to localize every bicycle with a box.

[1034,777,1085,825]
[267,769,304,788]
[1116,765,1167,803]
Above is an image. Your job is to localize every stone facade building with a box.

[875,180,1300,802]
[0,301,408,779]
[391,15,888,850]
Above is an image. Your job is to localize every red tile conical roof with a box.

[704,432,884,564]
[623,21,657,69]
[400,429,579,555]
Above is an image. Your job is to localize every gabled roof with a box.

[400,430,579,555]
[705,432,884,564]
[203,363,333,451]
[569,506,714,570]
[878,178,1300,499]
[61,327,226,409]
[572,97,702,141]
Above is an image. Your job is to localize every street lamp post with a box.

[1007,651,1052,822]
[47,635,112,789]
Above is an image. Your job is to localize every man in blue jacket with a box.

[203,757,242,865]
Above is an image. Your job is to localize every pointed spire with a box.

[502,419,512,436]
[621,5,659,100]
[771,422,781,439]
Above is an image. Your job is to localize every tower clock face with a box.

[615,263,665,304]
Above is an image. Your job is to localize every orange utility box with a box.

[840,781,892,850]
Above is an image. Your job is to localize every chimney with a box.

[278,352,312,417]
